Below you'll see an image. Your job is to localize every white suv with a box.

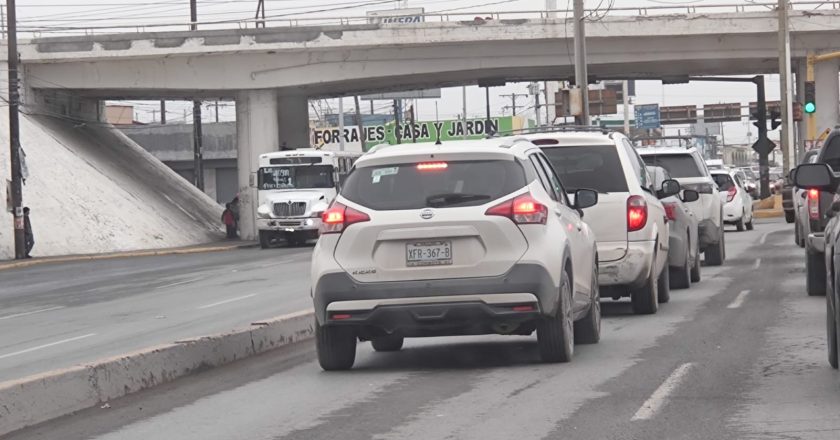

[710,169,754,231]
[523,130,679,315]
[311,138,601,370]
[638,147,725,266]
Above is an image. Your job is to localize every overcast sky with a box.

[12,0,806,144]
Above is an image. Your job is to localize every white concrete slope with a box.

[0,110,223,259]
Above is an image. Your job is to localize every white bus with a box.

[256,149,361,248]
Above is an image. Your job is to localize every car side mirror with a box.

[794,163,838,192]
[657,179,681,199]
[789,168,797,185]
[574,188,599,211]
[682,189,700,203]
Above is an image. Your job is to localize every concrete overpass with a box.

[13,7,840,239]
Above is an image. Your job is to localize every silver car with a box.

[648,166,701,289]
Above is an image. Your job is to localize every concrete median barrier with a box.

[753,195,783,219]
[0,309,314,437]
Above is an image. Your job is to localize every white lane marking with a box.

[753,259,761,269]
[0,306,65,321]
[0,333,96,360]
[197,293,258,309]
[155,277,203,290]
[727,290,751,309]
[760,233,769,245]
[631,362,694,421]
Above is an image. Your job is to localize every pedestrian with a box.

[23,207,34,258]
[222,203,237,239]
[230,195,240,230]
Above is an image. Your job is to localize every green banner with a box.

[312,116,533,151]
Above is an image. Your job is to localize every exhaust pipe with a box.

[493,322,520,335]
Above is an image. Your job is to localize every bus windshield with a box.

[258,165,335,190]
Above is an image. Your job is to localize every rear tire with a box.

[537,269,574,363]
[631,258,659,315]
[736,213,745,232]
[705,230,725,267]
[258,231,272,249]
[807,251,827,297]
[574,266,601,345]
[745,216,754,231]
[657,261,671,303]
[670,249,691,290]
[785,210,796,223]
[828,295,838,369]
[371,335,404,352]
[316,324,357,371]
[690,249,701,283]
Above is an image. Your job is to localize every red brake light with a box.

[663,202,677,221]
[320,202,370,234]
[726,185,737,202]
[627,195,648,232]
[485,193,547,224]
[417,162,448,171]
[808,189,820,220]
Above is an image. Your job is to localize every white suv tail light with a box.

[320,202,370,234]
[808,189,820,221]
[627,195,648,232]
[726,185,737,203]
[485,193,548,225]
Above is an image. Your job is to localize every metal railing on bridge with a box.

[12,1,840,39]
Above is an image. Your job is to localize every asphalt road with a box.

[0,246,313,382]
[10,218,840,440]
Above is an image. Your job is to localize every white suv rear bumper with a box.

[598,240,655,287]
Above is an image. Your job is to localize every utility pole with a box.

[408,104,417,143]
[254,0,266,28]
[500,93,526,116]
[573,0,590,125]
[214,100,220,123]
[777,0,794,174]
[622,80,630,134]
[485,87,492,135]
[354,95,365,151]
[160,100,166,124]
[338,97,345,151]
[6,0,24,259]
[190,0,203,190]
[393,99,402,144]
[462,86,468,139]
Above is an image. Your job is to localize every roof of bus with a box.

[259,149,361,159]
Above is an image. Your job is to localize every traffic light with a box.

[804,81,816,114]
[770,110,781,130]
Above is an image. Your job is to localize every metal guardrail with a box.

[17,1,840,38]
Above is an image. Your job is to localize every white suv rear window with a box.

[341,160,526,210]
[641,154,704,178]
[542,145,629,193]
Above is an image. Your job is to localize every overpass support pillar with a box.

[277,95,310,149]
[814,59,840,138]
[236,89,279,241]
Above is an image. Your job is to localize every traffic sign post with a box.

[634,104,661,129]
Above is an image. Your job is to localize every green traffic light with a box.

[805,102,817,114]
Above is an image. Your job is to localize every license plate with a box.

[406,241,452,267]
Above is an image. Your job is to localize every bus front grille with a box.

[273,202,307,217]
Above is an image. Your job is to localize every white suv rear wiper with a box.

[425,193,491,208]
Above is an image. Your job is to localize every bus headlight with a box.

[257,204,271,218]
